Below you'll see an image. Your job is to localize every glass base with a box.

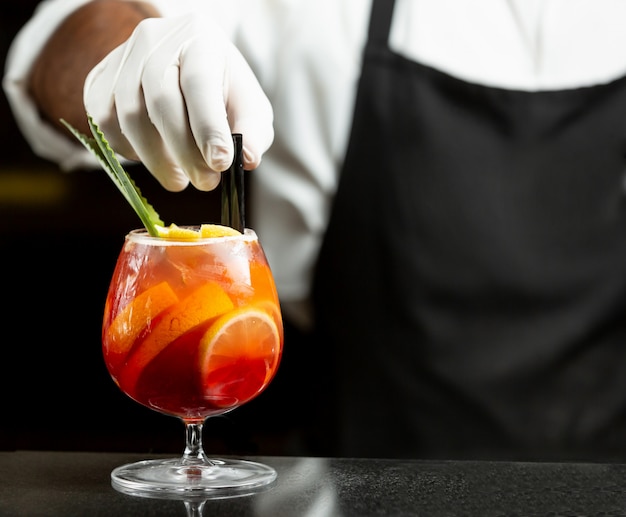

[111,457,277,500]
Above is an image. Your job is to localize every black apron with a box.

[312,0,626,460]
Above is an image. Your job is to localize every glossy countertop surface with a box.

[3,450,626,516]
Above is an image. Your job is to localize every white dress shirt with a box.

[5,0,626,327]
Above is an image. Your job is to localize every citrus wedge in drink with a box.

[104,281,179,375]
[118,281,235,396]
[198,307,281,407]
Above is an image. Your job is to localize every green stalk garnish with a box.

[61,115,164,236]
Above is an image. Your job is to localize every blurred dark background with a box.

[1,2,305,457]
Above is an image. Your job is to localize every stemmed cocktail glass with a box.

[102,225,283,498]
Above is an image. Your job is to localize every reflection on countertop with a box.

[3,450,626,516]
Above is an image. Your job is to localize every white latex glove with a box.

[83,13,274,191]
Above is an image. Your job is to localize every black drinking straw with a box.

[221,134,245,233]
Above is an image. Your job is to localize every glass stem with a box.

[184,501,206,517]
[182,421,209,466]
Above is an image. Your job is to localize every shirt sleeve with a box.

[3,0,102,170]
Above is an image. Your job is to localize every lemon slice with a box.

[156,223,242,240]
[156,223,201,240]
[200,224,242,238]
[198,307,281,405]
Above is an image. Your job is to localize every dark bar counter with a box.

[2,450,626,516]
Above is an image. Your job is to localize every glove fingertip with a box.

[154,166,190,192]
[242,147,262,170]
[205,142,233,173]
[191,170,221,191]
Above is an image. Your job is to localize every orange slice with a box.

[119,281,235,395]
[253,300,284,346]
[105,281,179,361]
[198,307,281,406]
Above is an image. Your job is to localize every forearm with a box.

[28,0,160,137]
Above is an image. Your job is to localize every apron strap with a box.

[368,0,395,46]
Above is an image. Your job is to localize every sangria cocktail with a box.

[102,224,283,496]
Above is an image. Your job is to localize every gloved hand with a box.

[84,13,274,191]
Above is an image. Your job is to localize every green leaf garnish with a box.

[61,115,164,236]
